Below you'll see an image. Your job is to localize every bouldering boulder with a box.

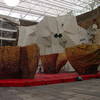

[0,46,20,78]
[41,52,67,73]
[56,52,67,72]
[20,44,40,78]
[0,44,39,79]
[65,44,100,75]
[41,54,58,73]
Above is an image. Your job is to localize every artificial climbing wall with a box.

[77,7,100,29]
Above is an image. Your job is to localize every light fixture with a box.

[4,0,20,7]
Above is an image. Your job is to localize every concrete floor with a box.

[0,79,100,100]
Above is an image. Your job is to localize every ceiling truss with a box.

[0,0,99,22]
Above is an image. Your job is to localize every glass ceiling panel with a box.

[0,0,99,22]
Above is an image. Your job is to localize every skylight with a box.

[0,0,99,22]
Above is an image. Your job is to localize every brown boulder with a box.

[0,44,39,79]
[65,44,100,75]
[41,52,67,73]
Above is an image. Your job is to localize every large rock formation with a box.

[18,15,89,55]
[41,54,58,73]
[0,46,20,78]
[66,44,100,75]
[0,44,39,79]
[40,52,67,73]
[20,44,40,78]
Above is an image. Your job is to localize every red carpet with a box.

[0,72,100,87]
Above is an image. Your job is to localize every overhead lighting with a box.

[4,0,20,7]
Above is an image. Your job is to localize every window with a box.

[0,18,18,46]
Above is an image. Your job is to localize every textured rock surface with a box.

[41,52,67,73]
[20,44,40,78]
[56,52,67,72]
[0,46,20,78]
[66,44,100,75]
[41,54,58,73]
[0,44,39,79]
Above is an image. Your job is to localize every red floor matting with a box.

[0,72,100,87]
